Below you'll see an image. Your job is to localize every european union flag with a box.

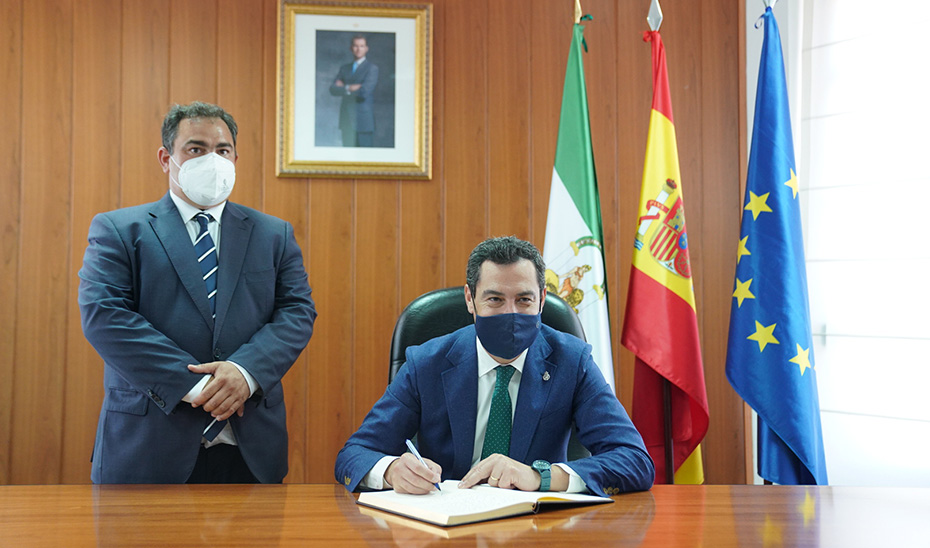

[725,7,828,485]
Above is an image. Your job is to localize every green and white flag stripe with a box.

[543,23,615,391]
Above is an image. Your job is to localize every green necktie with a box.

[481,365,516,459]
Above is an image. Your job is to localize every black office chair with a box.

[389,286,591,460]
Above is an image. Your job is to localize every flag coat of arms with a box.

[543,20,615,391]
[622,30,709,484]
[725,7,828,485]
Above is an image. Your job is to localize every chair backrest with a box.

[388,286,591,461]
[389,286,586,382]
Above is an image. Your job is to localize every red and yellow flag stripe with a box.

[622,30,710,484]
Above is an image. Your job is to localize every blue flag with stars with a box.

[725,7,827,485]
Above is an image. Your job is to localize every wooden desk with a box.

[1,484,927,547]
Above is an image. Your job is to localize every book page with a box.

[357,480,611,526]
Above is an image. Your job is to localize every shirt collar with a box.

[169,189,227,224]
[476,336,527,378]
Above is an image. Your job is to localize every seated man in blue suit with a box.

[79,101,317,484]
[335,236,654,496]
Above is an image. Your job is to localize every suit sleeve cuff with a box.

[360,456,399,490]
[182,375,211,403]
[554,463,588,493]
[227,361,257,397]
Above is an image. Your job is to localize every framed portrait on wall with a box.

[277,1,433,179]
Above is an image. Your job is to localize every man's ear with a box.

[464,285,475,316]
[157,147,171,173]
[539,287,547,314]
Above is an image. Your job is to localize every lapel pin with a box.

[543,371,550,381]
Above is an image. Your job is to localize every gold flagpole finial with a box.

[574,0,582,24]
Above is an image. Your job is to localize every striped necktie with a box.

[194,213,226,441]
[481,365,516,459]
[194,213,218,318]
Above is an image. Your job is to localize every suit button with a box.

[214,349,222,360]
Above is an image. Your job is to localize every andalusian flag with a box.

[543,18,615,391]
[725,7,827,485]
[622,30,709,484]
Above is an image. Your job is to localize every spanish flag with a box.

[622,30,709,484]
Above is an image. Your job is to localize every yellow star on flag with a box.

[748,321,779,352]
[733,278,755,308]
[737,236,751,264]
[745,191,773,221]
[784,168,799,199]
[789,343,813,375]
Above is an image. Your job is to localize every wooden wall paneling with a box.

[398,2,444,307]
[12,0,73,484]
[168,0,218,105]
[261,0,311,483]
[528,0,568,251]
[441,0,489,287]
[218,0,265,211]
[358,195,401,348]
[614,1,653,409]
[0,0,23,485]
[353,181,401,431]
[62,0,123,484]
[120,1,170,208]
[304,180,355,483]
[699,0,745,484]
[487,1,531,241]
[263,167,311,485]
[579,0,621,394]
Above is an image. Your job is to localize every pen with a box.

[405,438,442,494]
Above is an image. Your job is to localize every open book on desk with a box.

[356,480,612,527]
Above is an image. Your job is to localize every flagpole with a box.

[646,0,675,486]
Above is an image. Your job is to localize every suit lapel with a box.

[509,335,556,463]
[148,193,215,328]
[353,61,371,82]
[441,329,480,478]
[213,203,252,342]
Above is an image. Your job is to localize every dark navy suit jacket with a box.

[79,192,316,483]
[335,324,654,496]
[329,59,379,133]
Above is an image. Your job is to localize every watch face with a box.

[533,460,550,471]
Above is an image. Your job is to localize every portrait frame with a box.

[277,1,433,178]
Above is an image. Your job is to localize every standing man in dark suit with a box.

[79,101,317,484]
[335,237,654,496]
[329,34,379,147]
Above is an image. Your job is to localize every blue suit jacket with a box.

[79,192,316,483]
[335,325,654,496]
[329,60,379,133]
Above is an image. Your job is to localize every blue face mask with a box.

[474,312,542,361]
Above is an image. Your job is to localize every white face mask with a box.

[170,153,236,207]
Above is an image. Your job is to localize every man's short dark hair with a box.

[352,34,368,46]
[466,236,546,298]
[161,101,238,154]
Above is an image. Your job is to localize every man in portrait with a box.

[329,34,380,147]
